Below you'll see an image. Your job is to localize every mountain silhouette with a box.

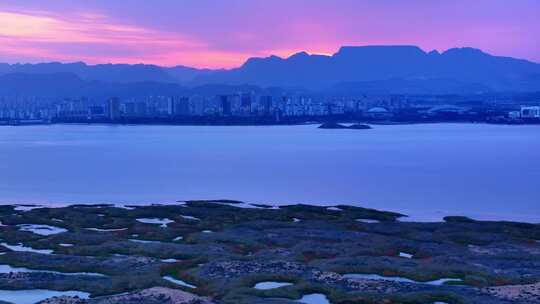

[0,62,177,84]
[1,45,539,94]
[0,72,285,99]
[193,46,540,92]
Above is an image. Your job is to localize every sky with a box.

[0,0,538,68]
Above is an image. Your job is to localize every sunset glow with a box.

[0,0,538,68]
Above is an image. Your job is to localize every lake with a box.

[0,123,538,222]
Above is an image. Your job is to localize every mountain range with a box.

[1,45,539,97]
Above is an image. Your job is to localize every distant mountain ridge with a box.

[1,45,539,94]
[0,62,190,84]
[193,46,540,92]
[0,62,221,85]
[0,72,283,99]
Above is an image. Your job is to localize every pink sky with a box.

[0,0,538,68]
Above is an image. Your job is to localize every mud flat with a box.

[0,200,539,303]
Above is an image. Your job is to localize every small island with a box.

[318,123,372,130]
[0,200,539,304]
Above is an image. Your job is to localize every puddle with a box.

[398,216,444,223]
[85,227,127,232]
[212,201,264,209]
[254,281,293,290]
[356,219,380,223]
[0,264,106,277]
[298,293,331,304]
[161,258,178,263]
[426,278,463,285]
[1,243,53,254]
[128,239,162,244]
[18,224,67,236]
[114,204,135,210]
[202,230,213,233]
[180,215,200,221]
[13,205,44,212]
[293,218,301,222]
[399,252,413,258]
[136,218,174,228]
[173,236,183,241]
[0,264,39,273]
[342,273,462,285]
[163,275,196,288]
[0,290,89,304]
[59,243,74,247]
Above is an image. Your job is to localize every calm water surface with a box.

[0,123,538,222]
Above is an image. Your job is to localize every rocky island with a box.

[0,200,539,304]
[318,123,372,130]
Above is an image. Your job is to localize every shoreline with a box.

[2,124,539,228]
[1,200,538,224]
[2,119,540,127]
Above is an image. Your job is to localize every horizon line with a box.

[1,44,538,70]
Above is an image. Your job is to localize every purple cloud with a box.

[0,0,538,68]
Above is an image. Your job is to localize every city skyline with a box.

[0,0,539,68]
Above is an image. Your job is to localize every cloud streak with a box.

[0,9,231,67]
[0,1,538,68]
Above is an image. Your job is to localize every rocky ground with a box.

[0,200,539,303]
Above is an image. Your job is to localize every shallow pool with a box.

[136,218,174,228]
[162,275,196,289]
[0,242,53,255]
[0,290,89,304]
[298,293,330,304]
[0,264,106,277]
[17,224,67,236]
[342,273,462,285]
[253,281,293,290]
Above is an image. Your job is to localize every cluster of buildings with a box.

[0,93,539,125]
[0,94,411,123]
[508,106,540,120]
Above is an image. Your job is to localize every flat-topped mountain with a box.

[1,45,539,94]
[194,46,540,91]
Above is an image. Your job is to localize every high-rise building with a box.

[88,106,105,119]
[241,93,252,115]
[167,97,175,116]
[259,96,273,116]
[173,97,190,116]
[190,95,205,116]
[123,102,136,116]
[219,95,231,116]
[107,97,120,120]
[135,102,148,116]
